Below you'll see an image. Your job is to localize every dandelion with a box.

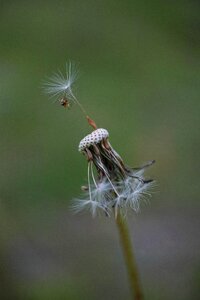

[44,61,156,300]
[73,128,155,218]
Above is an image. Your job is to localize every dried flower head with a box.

[72,128,155,217]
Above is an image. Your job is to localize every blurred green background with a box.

[0,0,200,299]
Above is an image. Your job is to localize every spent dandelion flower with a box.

[75,128,155,218]
[44,61,156,300]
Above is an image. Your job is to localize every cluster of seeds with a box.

[75,127,155,217]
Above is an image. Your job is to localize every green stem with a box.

[116,213,144,300]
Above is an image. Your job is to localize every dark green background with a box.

[0,1,200,299]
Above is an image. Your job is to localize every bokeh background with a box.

[0,0,200,299]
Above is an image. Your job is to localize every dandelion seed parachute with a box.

[43,61,87,115]
[73,128,155,217]
[43,61,78,100]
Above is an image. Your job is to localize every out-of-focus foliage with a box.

[0,1,199,299]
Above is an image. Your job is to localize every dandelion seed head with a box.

[74,128,155,218]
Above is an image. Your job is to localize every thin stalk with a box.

[72,91,98,130]
[115,212,144,300]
